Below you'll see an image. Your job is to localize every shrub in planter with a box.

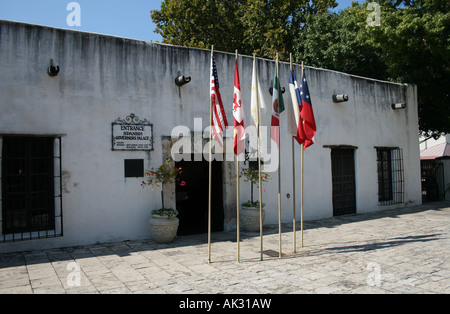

[142,159,186,243]
[238,166,272,231]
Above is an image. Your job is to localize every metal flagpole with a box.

[276,54,282,259]
[254,54,264,262]
[292,139,297,253]
[300,61,304,248]
[237,154,240,263]
[235,50,240,263]
[208,45,214,264]
[301,145,304,248]
[277,53,283,258]
[290,54,297,253]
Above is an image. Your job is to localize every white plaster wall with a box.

[0,21,421,252]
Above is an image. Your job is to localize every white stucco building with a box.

[0,21,422,253]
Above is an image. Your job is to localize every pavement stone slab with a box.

[0,201,449,295]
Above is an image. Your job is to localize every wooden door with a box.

[331,149,356,216]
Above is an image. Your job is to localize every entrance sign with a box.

[112,113,154,151]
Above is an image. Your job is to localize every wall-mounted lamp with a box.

[175,75,191,87]
[47,59,60,77]
[333,94,349,103]
[392,103,406,110]
[269,86,286,96]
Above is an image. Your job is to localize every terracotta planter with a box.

[240,206,265,232]
[149,216,179,244]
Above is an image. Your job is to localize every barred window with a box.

[1,136,63,242]
[376,147,404,205]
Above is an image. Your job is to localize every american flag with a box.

[210,54,228,146]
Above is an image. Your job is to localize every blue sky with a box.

[0,1,363,42]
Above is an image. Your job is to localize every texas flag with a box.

[233,59,245,155]
[299,71,316,148]
[288,69,307,145]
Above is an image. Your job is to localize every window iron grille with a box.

[0,136,63,243]
[376,147,404,206]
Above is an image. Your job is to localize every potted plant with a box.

[238,166,272,232]
[142,159,185,243]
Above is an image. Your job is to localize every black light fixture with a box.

[391,103,406,110]
[332,94,349,103]
[47,59,60,77]
[175,75,191,87]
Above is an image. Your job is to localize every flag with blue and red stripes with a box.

[288,69,307,145]
[299,71,316,148]
[210,54,228,146]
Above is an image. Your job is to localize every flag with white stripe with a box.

[210,54,228,146]
[288,69,306,145]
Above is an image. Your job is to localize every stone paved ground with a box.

[0,202,449,294]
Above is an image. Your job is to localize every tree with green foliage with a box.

[151,0,244,51]
[151,0,337,60]
[293,0,449,135]
[151,0,449,134]
[368,0,449,135]
[292,10,387,79]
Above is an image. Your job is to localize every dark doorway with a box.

[331,148,356,216]
[175,157,224,235]
[421,160,444,202]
